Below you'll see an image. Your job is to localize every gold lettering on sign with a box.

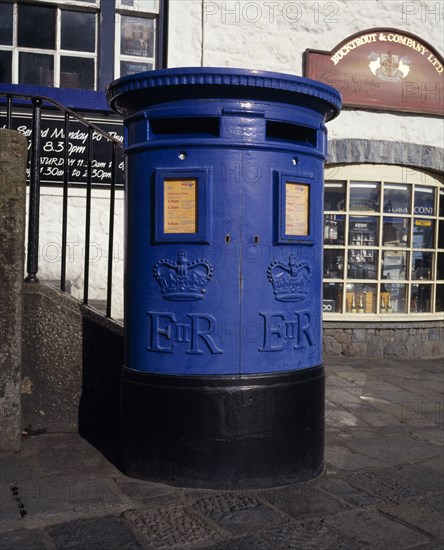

[285,182,309,236]
[164,178,197,233]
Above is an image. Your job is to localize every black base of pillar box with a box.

[120,365,325,489]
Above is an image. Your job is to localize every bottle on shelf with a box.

[351,294,357,313]
[358,294,364,313]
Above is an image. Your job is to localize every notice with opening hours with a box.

[286,183,309,236]
[164,179,197,233]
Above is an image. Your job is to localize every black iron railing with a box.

[1,92,124,319]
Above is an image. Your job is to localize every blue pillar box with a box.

[107,68,341,488]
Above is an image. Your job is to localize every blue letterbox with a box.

[107,68,341,488]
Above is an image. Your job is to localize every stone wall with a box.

[323,320,444,358]
[21,283,123,441]
[0,129,28,451]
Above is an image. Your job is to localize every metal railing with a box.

[1,92,124,319]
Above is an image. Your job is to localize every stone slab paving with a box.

[0,357,442,549]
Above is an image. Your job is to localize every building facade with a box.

[1,0,443,355]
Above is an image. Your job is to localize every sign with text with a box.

[305,29,443,115]
[285,182,309,236]
[163,178,198,234]
[0,109,124,186]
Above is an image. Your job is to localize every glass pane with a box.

[19,53,54,86]
[18,4,56,49]
[412,251,433,280]
[381,251,408,280]
[61,11,96,53]
[323,283,343,313]
[349,216,379,246]
[382,217,410,247]
[380,284,407,313]
[436,284,444,312]
[0,2,13,45]
[414,186,435,216]
[439,190,444,217]
[438,220,444,249]
[120,0,159,11]
[60,57,94,90]
[120,60,153,76]
[323,214,344,245]
[346,283,377,313]
[411,284,432,312]
[324,249,344,279]
[0,50,12,83]
[121,16,154,57]
[384,183,411,214]
[348,249,378,280]
[413,219,435,248]
[437,253,444,280]
[349,181,380,211]
[324,181,346,211]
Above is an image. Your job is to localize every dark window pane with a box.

[0,50,12,83]
[436,284,444,312]
[349,181,380,211]
[438,220,444,249]
[413,219,435,248]
[412,251,433,280]
[414,186,435,216]
[120,60,153,77]
[61,11,96,53]
[411,284,432,312]
[439,190,444,217]
[382,217,410,247]
[437,253,444,280]
[0,2,13,45]
[347,250,378,280]
[324,214,345,245]
[384,183,411,214]
[121,16,154,57]
[324,181,346,211]
[323,283,343,313]
[349,216,379,246]
[381,251,408,280]
[18,4,56,49]
[60,56,94,90]
[19,52,54,86]
[324,249,344,279]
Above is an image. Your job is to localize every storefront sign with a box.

[305,29,444,115]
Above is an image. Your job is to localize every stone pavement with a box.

[1,357,443,549]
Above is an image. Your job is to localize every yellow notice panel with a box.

[285,182,309,236]
[164,178,197,233]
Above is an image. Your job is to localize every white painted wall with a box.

[168,0,443,147]
[33,187,125,319]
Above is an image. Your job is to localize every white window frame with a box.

[114,0,159,79]
[2,1,98,89]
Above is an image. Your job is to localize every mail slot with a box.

[107,67,341,488]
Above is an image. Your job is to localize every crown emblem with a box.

[267,254,311,302]
[153,250,214,301]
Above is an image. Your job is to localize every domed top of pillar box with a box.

[106,67,341,121]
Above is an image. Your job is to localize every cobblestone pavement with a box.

[1,357,443,549]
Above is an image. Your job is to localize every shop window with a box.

[323,165,443,318]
